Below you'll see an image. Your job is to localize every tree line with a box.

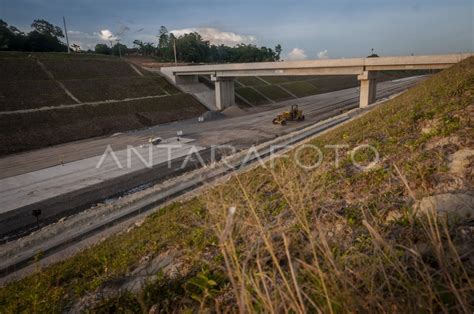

[0,19,282,63]
[96,26,282,63]
[0,19,67,52]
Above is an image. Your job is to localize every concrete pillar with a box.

[212,76,235,110]
[175,75,198,85]
[357,71,377,108]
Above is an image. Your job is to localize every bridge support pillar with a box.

[358,71,377,108]
[212,76,235,110]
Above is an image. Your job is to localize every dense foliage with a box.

[0,19,281,63]
[0,19,67,52]
[110,26,282,63]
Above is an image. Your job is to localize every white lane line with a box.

[35,59,81,104]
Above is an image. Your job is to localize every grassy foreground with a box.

[1,58,473,312]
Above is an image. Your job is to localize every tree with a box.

[94,43,111,55]
[142,42,155,56]
[0,19,26,50]
[175,32,210,63]
[367,48,379,58]
[31,19,64,38]
[275,44,282,60]
[0,19,12,49]
[26,31,66,52]
[111,42,127,56]
[133,26,282,63]
[133,39,144,55]
[26,19,66,52]
[158,26,169,50]
[157,26,176,60]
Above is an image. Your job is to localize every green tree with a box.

[158,26,169,50]
[367,48,379,58]
[94,43,111,55]
[157,26,172,60]
[142,42,155,56]
[0,19,13,49]
[26,19,66,52]
[0,19,26,50]
[175,32,210,63]
[31,19,64,38]
[275,44,282,60]
[134,26,282,63]
[133,39,144,55]
[111,42,127,56]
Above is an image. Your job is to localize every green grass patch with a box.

[254,84,294,102]
[307,75,359,92]
[0,94,206,155]
[62,77,169,102]
[235,87,269,105]
[0,80,75,110]
[0,199,213,313]
[280,80,320,97]
[236,76,266,86]
[41,58,139,80]
[0,57,49,81]
[262,75,320,84]
[142,71,181,94]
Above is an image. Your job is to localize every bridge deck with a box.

[162,54,471,77]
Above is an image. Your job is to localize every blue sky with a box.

[1,0,473,59]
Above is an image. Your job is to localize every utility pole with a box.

[117,40,122,58]
[173,38,177,66]
[63,16,70,53]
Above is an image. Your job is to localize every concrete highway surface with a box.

[0,76,425,238]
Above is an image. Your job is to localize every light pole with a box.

[117,39,122,58]
[173,37,177,66]
[63,16,70,53]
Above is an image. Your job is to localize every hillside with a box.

[0,52,206,155]
[1,57,473,312]
[200,71,432,107]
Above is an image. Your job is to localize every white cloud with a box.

[317,49,329,59]
[67,30,83,35]
[287,48,307,61]
[98,30,118,41]
[66,30,98,50]
[170,27,256,46]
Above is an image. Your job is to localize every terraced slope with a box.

[1,57,471,312]
[233,71,430,106]
[0,52,205,155]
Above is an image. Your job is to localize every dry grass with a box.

[205,166,472,312]
[199,58,473,312]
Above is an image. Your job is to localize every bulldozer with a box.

[272,105,305,125]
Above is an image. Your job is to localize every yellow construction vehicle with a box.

[272,105,305,125]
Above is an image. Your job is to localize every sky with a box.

[1,0,473,60]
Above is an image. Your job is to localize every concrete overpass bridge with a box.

[161,53,471,110]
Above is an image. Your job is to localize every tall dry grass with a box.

[204,157,473,313]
